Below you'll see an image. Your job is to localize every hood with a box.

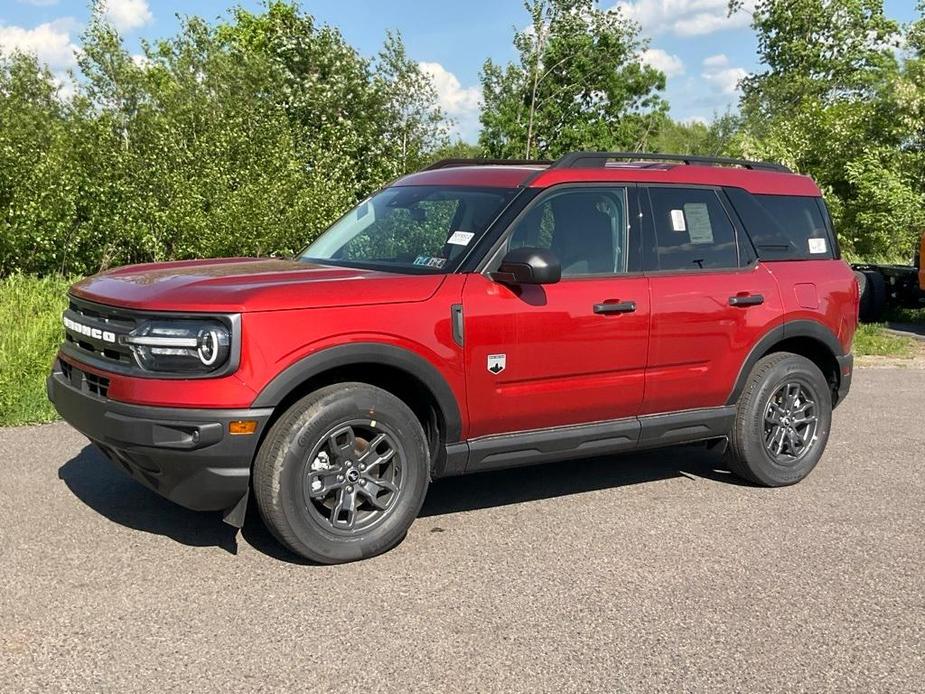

[70,257,445,313]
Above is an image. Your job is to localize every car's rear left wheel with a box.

[253,383,430,563]
[724,352,833,486]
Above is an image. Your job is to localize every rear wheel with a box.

[253,383,430,563]
[725,352,832,486]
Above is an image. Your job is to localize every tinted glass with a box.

[506,189,628,277]
[647,187,739,271]
[725,189,833,260]
[301,186,516,272]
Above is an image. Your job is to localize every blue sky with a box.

[2,0,919,141]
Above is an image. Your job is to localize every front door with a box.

[462,186,650,439]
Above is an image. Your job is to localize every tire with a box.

[858,270,887,323]
[724,352,832,487]
[253,383,430,564]
[855,270,871,321]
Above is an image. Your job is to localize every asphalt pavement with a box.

[1,366,923,693]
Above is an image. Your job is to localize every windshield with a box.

[300,185,517,272]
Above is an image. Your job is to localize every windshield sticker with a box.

[808,238,827,254]
[683,203,714,245]
[413,255,446,269]
[447,230,475,246]
[670,209,687,232]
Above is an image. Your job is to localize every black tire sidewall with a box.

[257,384,430,563]
[738,356,832,486]
[855,270,872,322]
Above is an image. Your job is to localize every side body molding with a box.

[726,319,846,406]
[251,343,463,443]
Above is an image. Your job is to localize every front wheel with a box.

[724,352,832,486]
[253,383,430,563]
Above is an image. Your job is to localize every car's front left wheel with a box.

[253,383,430,563]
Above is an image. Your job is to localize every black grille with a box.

[86,371,110,397]
[64,296,137,367]
[59,360,110,398]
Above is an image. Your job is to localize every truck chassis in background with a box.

[852,234,925,322]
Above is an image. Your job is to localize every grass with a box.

[852,305,924,358]
[0,274,75,426]
[852,323,918,358]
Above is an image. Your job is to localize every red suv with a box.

[48,152,858,563]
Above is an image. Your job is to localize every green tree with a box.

[0,0,452,276]
[730,0,924,260]
[376,32,450,172]
[479,0,667,159]
[650,112,742,156]
[0,53,74,274]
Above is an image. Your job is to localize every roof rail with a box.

[424,158,552,171]
[551,151,792,173]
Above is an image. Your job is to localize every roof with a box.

[395,153,821,197]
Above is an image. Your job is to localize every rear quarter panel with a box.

[768,260,859,352]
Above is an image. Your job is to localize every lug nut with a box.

[346,485,354,492]
[337,474,344,482]
[359,479,366,486]
[358,463,366,471]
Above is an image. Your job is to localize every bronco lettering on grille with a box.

[63,316,116,344]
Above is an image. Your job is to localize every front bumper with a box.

[836,352,854,405]
[47,360,271,514]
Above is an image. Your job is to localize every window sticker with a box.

[447,230,475,246]
[413,255,447,268]
[670,209,687,232]
[683,202,714,244]
[808,237,827,254]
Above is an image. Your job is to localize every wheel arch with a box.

[252,343,463,467]
[727,320,845,407]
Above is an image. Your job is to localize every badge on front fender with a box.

[487,353,506,374]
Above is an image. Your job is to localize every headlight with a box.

[125,319,231,373]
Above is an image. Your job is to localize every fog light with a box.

[229,420,257,435]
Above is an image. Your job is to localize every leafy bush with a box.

[0,2,448,278]
[0,275,73,426]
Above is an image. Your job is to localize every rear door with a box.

[462,185,650,438]
[641,185,783,415]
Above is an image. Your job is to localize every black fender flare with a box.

[251,343,462,442]
[726,320,845,406]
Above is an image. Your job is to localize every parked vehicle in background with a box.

[852,231,925,322]
[48,152,859,563]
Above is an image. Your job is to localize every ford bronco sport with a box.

[48,152,858,563]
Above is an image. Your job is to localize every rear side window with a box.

[725,189,834,260]
[646,187,739,271]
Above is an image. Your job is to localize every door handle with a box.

[594,300,637,314]
[729,293,765,307]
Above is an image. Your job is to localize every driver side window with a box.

[507,188,628,277]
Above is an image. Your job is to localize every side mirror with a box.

[489,247,561,285]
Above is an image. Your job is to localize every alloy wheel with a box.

[763,382,819,464]
[301,421,403,534]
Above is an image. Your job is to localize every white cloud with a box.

[53,71,76,100]
[0,18,78,69]
[700,53,747,94]
[419,61,482,142]
[640,48,685,78]
[131,53,152,68]
[615,0,754,37]
[102,0,153,32]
